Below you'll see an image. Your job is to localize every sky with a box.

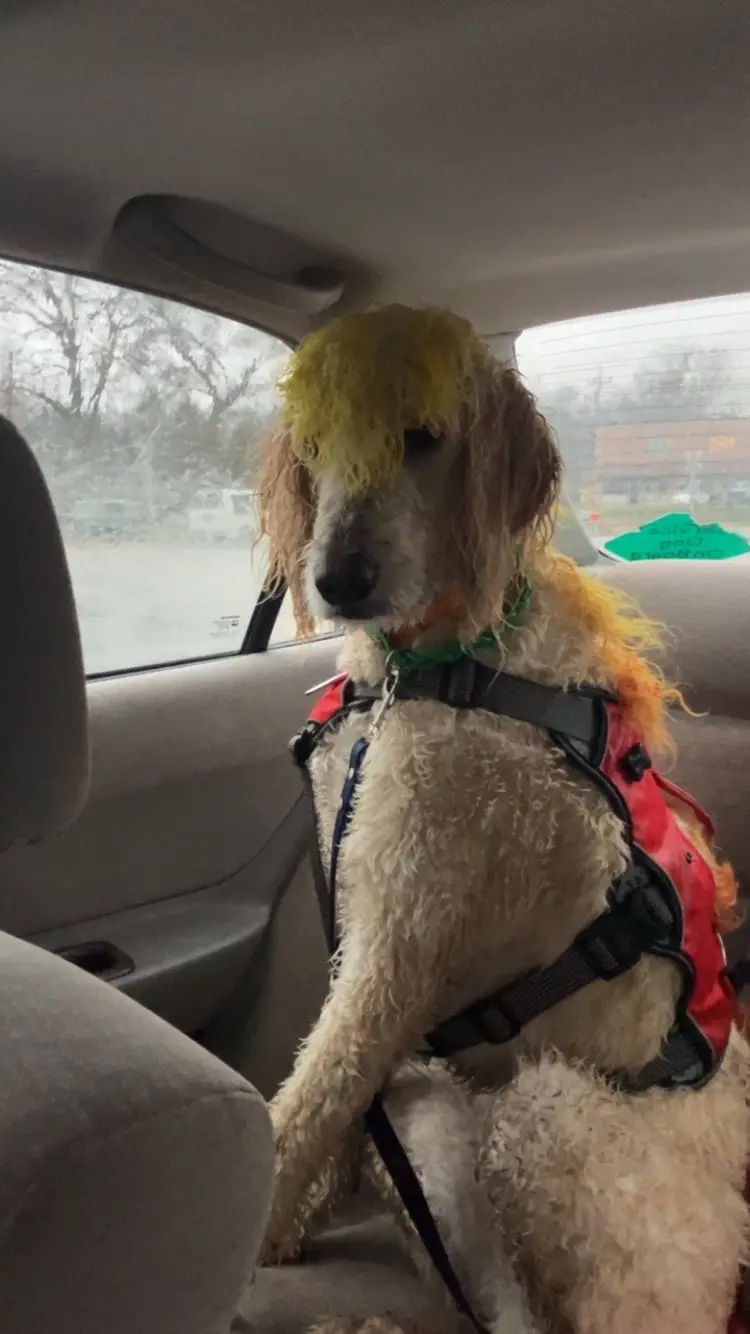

[516,290,750,399]
[6,255,750,434]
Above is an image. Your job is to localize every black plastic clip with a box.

[620,743,652,782]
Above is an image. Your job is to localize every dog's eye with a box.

[403,426,441,457]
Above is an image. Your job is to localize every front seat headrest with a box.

[0,416,89,846]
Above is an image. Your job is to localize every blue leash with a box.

[327,737,369,951]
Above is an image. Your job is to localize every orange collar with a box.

[387,590,467,650]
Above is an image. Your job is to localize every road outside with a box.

[67,539,299,675]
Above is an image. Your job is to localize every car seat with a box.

[0,416,274,1334]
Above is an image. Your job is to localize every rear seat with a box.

[240,556,750,1334]
[238,1198,443,1334]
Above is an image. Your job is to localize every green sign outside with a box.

[602,512,750,563]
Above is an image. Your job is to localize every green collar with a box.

[367,578,533,677]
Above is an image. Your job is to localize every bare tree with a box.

[0,263,158,442]
[141,306,279,487]
[627,345,732,421]
[0,259,284,508]
[153,307,262,426]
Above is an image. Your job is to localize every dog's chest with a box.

[309,699,533,878]
[305,698,681,1077]
[308,699,621,978]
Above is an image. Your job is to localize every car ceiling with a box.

[0,0,748,339]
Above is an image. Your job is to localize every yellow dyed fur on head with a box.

[279,304,491,493]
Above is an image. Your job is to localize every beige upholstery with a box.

[238,1199,436,1334]
[599,558,750,727]
[1,1,749,338]
[0,931,273,1334]
[0,415,89,847]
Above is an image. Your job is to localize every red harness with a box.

[305,674,736,1084]
[306,673,348,726]
[600,699,735,1078]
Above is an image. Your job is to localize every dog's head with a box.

[257,305,561,635]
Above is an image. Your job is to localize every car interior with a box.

[1,2,750,1332]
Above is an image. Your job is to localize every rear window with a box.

[516,293,750,562]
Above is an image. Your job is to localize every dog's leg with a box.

[260,732,555,1267]
[363,1061,539,1334]
[480,1049,750,1334]
[263,1123,365,1265]
[260,916,459,1264]
[296,1118,367,1256]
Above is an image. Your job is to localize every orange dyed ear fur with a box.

[545,557,685,757]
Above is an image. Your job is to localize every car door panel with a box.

[0,637,339,1041]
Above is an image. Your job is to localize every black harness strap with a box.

[424,857,680,1057]
[350,661,607,748]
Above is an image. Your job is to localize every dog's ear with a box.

[254,424,316,637]
[498,368,562,537]
[459,365,561,623]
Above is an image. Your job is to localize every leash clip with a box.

[369,658,400,737]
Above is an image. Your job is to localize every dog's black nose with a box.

[315,553,380,611]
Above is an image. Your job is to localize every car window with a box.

[0,259,292,672]
[516,293,750,562]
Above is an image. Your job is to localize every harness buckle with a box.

[290,722,319,767]
[620,742,652,782]
[438,658,479,708]
[472,996,522,1044]
[425,993,522,1056]
[611,861,680,939]
[576,912,647,980]
[577,862,679,981]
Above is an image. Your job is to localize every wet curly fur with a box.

[256,309,750,1334]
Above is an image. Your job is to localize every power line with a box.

[518,301,750,346]
[523,361,750,378]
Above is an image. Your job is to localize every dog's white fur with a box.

[261,574,749,1333]
[367,1060,539,1334]
[257,338,750,1334]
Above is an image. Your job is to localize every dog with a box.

[255,304,750,1334]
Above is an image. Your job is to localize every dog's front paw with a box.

[258,1229,306,1267]
[258,1189,308,1268]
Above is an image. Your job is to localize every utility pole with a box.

[685,449,704,516]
